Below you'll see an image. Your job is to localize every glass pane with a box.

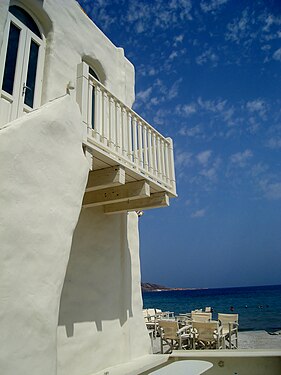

[2,22,21,95]
[24,40,39,108]
[89,67,99,81]
[9,6,41,38]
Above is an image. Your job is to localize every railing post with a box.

[164,141,170,185]
[132,116,138,167]
[94,85,102,143]
[160,139,167,183]
[115,102,122,155]
[156,135,163,179]
[152,131,158,176]
[127,112,133,162]
[102,90,109,146]
[108,96,115,150]
[87,83,94,132]
[121,106,128,158]
[76,62,89,142]
[166,137,176,194]
[143,124,148,172]
[138,121,143,169]
[147,128,153,174]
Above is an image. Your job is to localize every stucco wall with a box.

[0,3,151,374]
[0,0,135,107]
[0,95,89,375]
[57,208,150,375]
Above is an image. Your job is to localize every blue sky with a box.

[78,0,281,288]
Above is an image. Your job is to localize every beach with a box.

[151,330,281,354]
[238,330,281,349]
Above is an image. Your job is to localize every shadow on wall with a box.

[58,206,132,337]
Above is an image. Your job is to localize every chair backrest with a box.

[147,308,156,316]
[191,311,212,322]
[192,321,219,341]
[191,309,202,313]
[159,320,179,340]
[218,313,238,325]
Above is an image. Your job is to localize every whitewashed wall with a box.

[0,1,151,375]
[0,96,89,375]
[0,0,135,107]
[57,208,150,375]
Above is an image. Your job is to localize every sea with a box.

[142,284,281,332]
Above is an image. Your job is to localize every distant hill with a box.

[141,283,170,292]
[141,282,196,292]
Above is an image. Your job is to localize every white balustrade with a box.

[76,62,176,195]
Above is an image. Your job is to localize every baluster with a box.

[143,124,148,172]
[152,131,158,176]
[102,90,109,146]
[127,112,133,162]
[115,102,121,155]
[122,106,127,158]
[167,137,176,194]
[164,141,170,185]
[156,135,163,179]
[87,82,93,134]
[108,96,115,150]
[132,116,138,166]
[138,120,143,169]
[147,128,153,174]
[94,84,102,142]
[160,139,166,182]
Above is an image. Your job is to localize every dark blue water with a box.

[142,285,281,331]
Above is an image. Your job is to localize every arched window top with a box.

[9,5,42,38]
[89,66,100,81]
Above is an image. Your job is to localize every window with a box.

[0,5,45,125]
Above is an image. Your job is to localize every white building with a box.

[0,1,176,375]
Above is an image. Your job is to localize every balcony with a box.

[76,62,176,213]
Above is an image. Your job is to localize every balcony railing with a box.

[76,62,176,196]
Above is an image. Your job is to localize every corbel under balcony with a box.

[82,165,169,214]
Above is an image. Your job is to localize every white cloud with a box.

[197,150,212,165]
[200,0,228,13]
[273,48,281,62]
[251,162,268,177]
[225,9,253,45]
[246,99,265,112]
[196,48,219,66]
[197,97,227,112]
[179,124,201,137]
[266,137,281,149]
[148,68,157,76]
[200,167,217,181]
[180,103,197,116]
[167,78,182,100]
[200,157,221,182]
[246,99,267,117]
[174,34,184,46]
[169,51,178,60]
[191,208,206,218]
[125,0,192,34]
[260,180,281,200]
[175,150,193,169]
[230,149,253,167]
[136,87,152,103]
